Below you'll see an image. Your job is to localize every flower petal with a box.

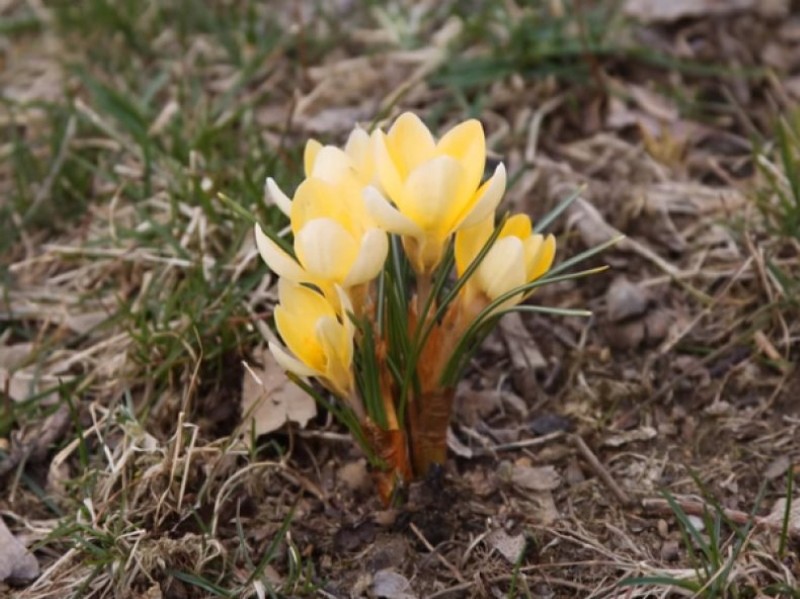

[344,126,374,180]
[265,177,293,217]
[454,214,493,277]
[334,284,355,338]
[401,155,466,231]
[304,139,323,177]
[295,218,358,282]
[277,278,336,320]
[315,315,354,396]
[477,237,526,301]
[364,186,423,236]
[526,233,556,282]
[268,341,319,378]
[436,119,485,196]
[274,303,327,372]
[501,212,532,240]
[386,112,436,176]
[343,228,388,287]
[374,131,406,209]
[309,146,352,184]
[457,163,506,229]
[254,224,306,281]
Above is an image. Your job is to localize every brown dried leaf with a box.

[606,277,649,323]
[624,0,787,23]
[485,529,526,564]
[764,496,800,537]
[511,464,562,491]
[241,347,316,436]
[0,519,39,583]
[499,312,546,370]
[372,568,416,599]
[603,426,658,448]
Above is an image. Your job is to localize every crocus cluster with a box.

[255,113,557,499]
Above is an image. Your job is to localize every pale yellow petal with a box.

[386,112,436,176]
[290,177,342,233]
[254,224,305,281]
[268,341,319,377]
[342,228,388,287]
[401,156,466,232]
[501,212,532,240]
[309,146,352,184]
[436,119,485,196]
[477,237,526,301]
[265,177,292,217]
[274,304,327,372]
[363,186,423,236]
[454,214,493,277]
[277,278,336,321]
[295,218,358,282]
[526,233,556,282]
[304,139,323,177]
[344,126,374,181]
[334,284,355,338]
[315,316,354,396]
[457,163,506,229]
[374,131,406,209]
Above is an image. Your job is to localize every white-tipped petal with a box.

[458,163,507,229]
[268,341,319,378]
[295,218,357,282]
[363,186,423,236]
[265,177,293,217]
[254,224,306,281]
[343,228,388,287]
[402,156,465,230]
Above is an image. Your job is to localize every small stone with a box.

[657,518,669,538]
[661,539,681,561]
[606,277,649,323]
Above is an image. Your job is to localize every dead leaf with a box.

[0,343,34,370]
[764,456,791,481]
[0,367,63,404]
[499,312,546,371]
[764,496,800,537]
[485,529,526,564]
[623,0,787,23]
[241,348,317,437]
[372,569,416,599]
[0,518,39,583]
[454,384,503,426]
[603,426,657,448]
[606,277,649,323]
[511,464,562,491]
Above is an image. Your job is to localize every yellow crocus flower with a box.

[269,280,360,412]
[266,126,377,217]
[364,112,506,274]
[255,131,387,296]
[455,213,556,311]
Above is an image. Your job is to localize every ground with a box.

[1,1,799,598]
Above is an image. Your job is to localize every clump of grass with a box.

[621,473,798,598]
[756,114,800,243]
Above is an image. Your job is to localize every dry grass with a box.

[1,0,799,597]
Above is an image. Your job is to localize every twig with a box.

[571,435,632,507]
[408,521,465,583]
